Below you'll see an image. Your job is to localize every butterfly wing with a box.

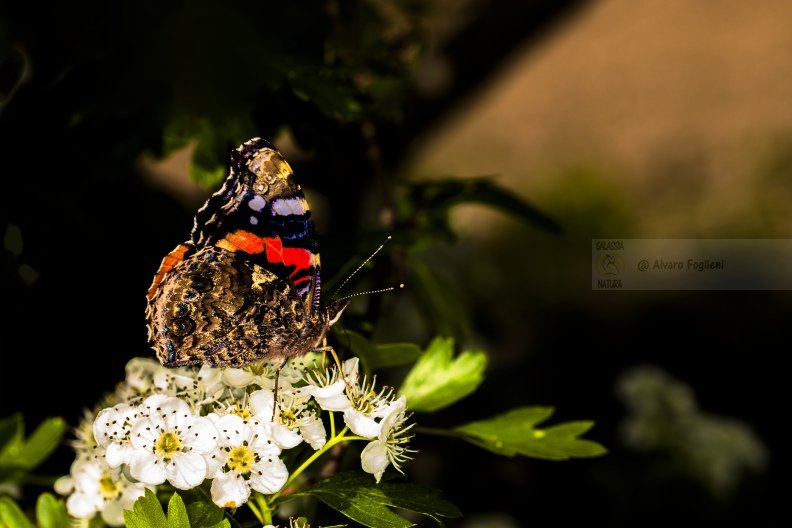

[145,138,331,368]
[146,246,328,367]
[190,138,322,315]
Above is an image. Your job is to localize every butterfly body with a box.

[146,138,348,368]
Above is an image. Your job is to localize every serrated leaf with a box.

[454,407,608,460]
[291,472,460,528]
[185,498,225,528]
[399,337,487,412]
[36,493,69,528]
[166,494,190,528]
[124,488,168,528]
[0,496,33,528]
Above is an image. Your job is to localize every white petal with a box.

[128,451,166,486]
[66,491,100,518]
[222,368,255,388]
[183,416,221,454]
[298,414,327,450]
[101,500,128,527]
[166,452,208,489]
[211,472,251,508]
[105,443,133,468]
[360,441,390,483]
[271,424,303,449]
[343,358,360,384]
[130,418,159,449]
[213,414,247,447]
[93,404,135,448]
[343,409,381,438]
[248,389,275,420]
[250,457,289,494]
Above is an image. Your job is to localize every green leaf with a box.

[0,415,67,481]
[406,260,470,342]
[185,498,227,528]
[453,407,608,460]
[367,343,423,370]
[35,493,69,528]
[166,494,190,528]
[0,496,34,528]
[399,337,487,412]
[290,471,461,528]
[124,488,169,528]
[337,330,422,372]
[15,417,68,471]
[407,178,562,234]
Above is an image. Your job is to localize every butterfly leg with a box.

[271,357,289,422]
[312,343,350,391]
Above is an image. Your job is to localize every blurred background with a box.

[1,0,787,526]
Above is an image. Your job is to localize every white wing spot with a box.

[249,216,259,225]
[271,198,306,216]
[248,195,267,212]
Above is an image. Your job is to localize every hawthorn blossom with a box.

[56,458,151,526]
[128,395,219,489]
[360,396,415,482]
[343,369,398,439]
[208,414,288,507]
[249,388,327,450]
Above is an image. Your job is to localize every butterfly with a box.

[145,138,350,368]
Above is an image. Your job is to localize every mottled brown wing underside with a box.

[146,246,322,367]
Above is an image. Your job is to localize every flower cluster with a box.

[56,355,414,526]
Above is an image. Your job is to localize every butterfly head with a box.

[325,298,351,326]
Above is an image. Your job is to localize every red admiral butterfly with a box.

[145,138,350,368]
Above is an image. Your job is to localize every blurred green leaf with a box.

[406,177,562,234]
[407,259,469,341]
[367,343,423,370]
[336,329,422,372]
[454,407,608,460]
[0,496,33,528]
[0,414,66,482]
[286,471,461,528]
[3,225,22,257]
[35,493,69,528]
[399,336,487,413]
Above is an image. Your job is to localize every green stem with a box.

[248,493,273,526]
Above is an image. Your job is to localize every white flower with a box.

[302,358,356,412]
[128,395,219,489]
[93,403,140,468]
[360,396,415,483]
[342,368,397,438]
[249,388,326,450]
[208,414,288,507]
[57,458,150,526]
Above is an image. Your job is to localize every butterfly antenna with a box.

[336,283,404,302]
[332,236,392,299]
